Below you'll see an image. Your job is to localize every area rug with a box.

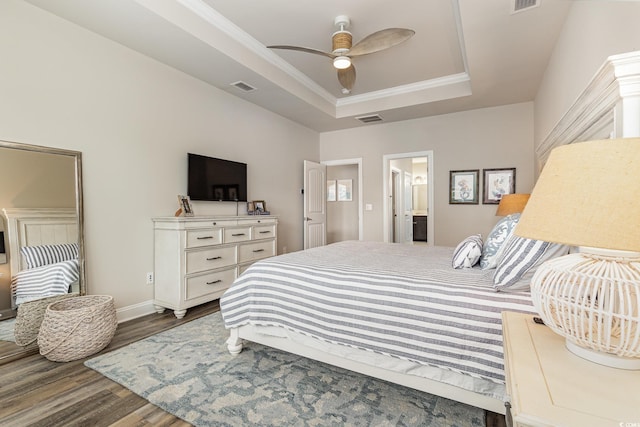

[85,312,485,427]
[0,319,16,342]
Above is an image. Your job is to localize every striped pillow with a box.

[20,243,79,269]
[493,236,569,291]
[452,234,483,269]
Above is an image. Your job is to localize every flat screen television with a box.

[187,153,247,202]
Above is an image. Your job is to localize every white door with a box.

[303,160,327,249]
[404,171,413,242]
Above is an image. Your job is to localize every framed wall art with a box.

[337,179,353,201]
[483,168,516,204]
[449,170,479,204]
[327,180,336,202]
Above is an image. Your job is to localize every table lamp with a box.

[495,193,530,216]
[515,138,640,369]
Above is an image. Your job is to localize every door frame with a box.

[382,151,434,245]
[322,158,363,240]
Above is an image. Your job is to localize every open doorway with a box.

[323,158,363,244]
[383,151,434,245]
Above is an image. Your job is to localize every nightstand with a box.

[502,311,640,427]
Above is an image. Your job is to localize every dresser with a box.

[502,311,640,427]
[152,215,277,318]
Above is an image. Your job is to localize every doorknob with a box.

[304,217,312,221]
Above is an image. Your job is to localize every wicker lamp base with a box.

[531,248,640,370]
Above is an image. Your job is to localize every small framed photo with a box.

[177,195,194,216]
[483,168,516,204]
[327,180,336,202]
[337,179,353,202]
[253,200,266,213]
[449,170,479,204]
[246,201,255,214]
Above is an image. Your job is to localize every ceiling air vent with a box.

[511,0,539,14]
[230,81,256,92]
[355,114,383,124]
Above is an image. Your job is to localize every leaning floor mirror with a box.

[0,139,86,364]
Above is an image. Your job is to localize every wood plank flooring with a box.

[0,299,506,426]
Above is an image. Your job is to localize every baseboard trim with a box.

[116,300,157,323]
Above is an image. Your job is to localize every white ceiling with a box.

[24,0,572,132]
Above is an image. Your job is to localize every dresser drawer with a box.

[186,228,223,248]
[186,245,237,274]
[238,218,277,226]
[224,227,251,243]
[239,240,275,263]
[185,267,236,301]
[183,219,236,229]
[253,224,276,240]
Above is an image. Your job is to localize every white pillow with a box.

[493,235,569,291]
[20,243,79,269]
[452,234,483,269]
[479,213,520,270]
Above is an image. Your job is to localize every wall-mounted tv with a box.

[187,153,247,202]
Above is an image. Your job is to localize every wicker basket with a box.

[14,293,79,347]
[37,295,117,362]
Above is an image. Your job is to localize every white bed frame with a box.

[224,51,640,417]
[227,326,506,414]
[2,208,79,306]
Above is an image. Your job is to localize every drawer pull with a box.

[206,279,222,285]
[259,231,271,234]
[232,233,246,237]
[206,256,222,261]
[197,236,214,240]
[253,249,265,253]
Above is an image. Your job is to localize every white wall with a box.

[320,103,535,247]
[0,0,319,312]
[534,1,640,152]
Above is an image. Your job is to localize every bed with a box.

[220,240,541,414]
[2,208,80,307]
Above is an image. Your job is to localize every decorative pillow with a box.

[493,235,569,291]
[20,243,78,269]
[452,234,483,269]
[479,213,521,270]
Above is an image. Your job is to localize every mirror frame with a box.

[0,139,86,363]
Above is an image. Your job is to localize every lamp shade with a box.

[515,138,640,252]
[495,193,530,216]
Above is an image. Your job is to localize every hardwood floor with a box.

[0,299,506,427]
[0,301,219,427]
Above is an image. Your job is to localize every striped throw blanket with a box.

[221,241,535,386]
[11,259,79,305]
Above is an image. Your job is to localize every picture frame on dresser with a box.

[253,200,266,213]
[177,195,194,216]
[482,168,515,204]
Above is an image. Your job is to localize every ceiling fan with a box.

[268,15,415,95]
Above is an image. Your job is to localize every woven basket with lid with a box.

[37,295,117,362]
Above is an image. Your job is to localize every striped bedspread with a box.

[221,241,536,386]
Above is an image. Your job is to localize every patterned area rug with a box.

[0,319,16,342]
[85,312,485,427]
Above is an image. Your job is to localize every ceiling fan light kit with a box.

[267,15,414,94]
[333,56,351,69]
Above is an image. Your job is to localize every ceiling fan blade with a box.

[267,45,335,59]
[337,65,356,91]
[348,28,415,56]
